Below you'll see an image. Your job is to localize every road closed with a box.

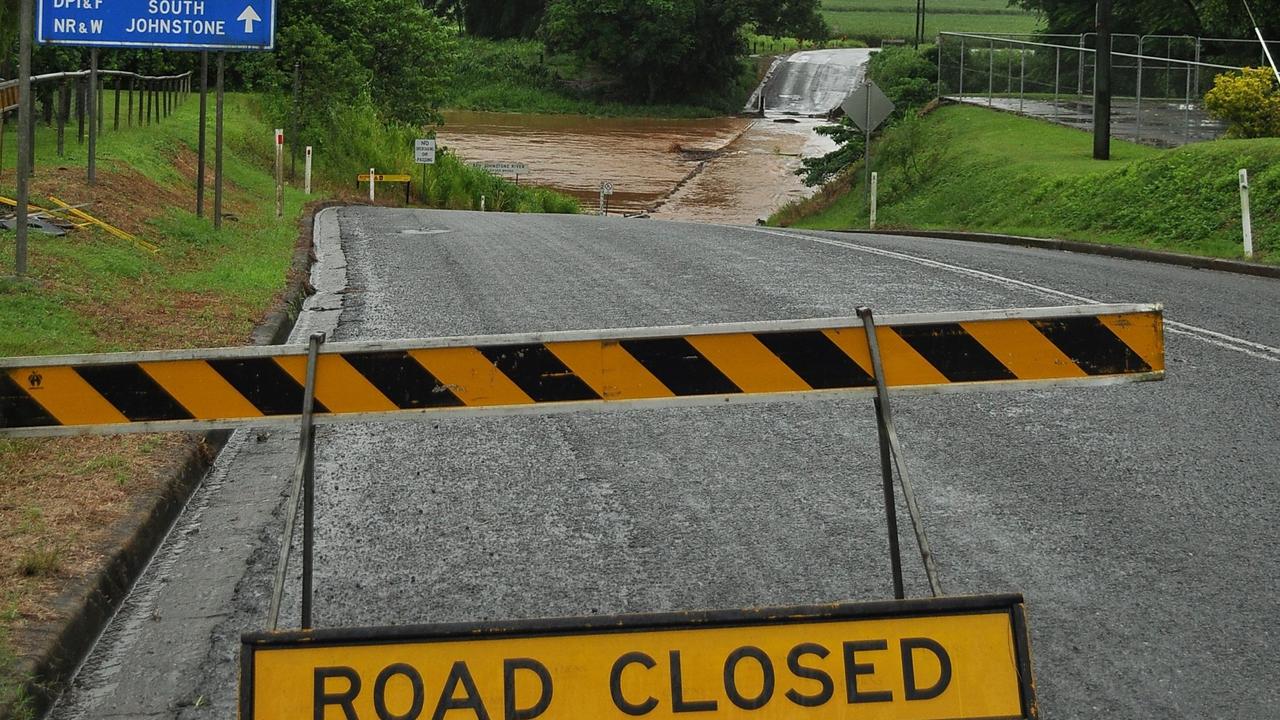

[241,595,1035,720]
